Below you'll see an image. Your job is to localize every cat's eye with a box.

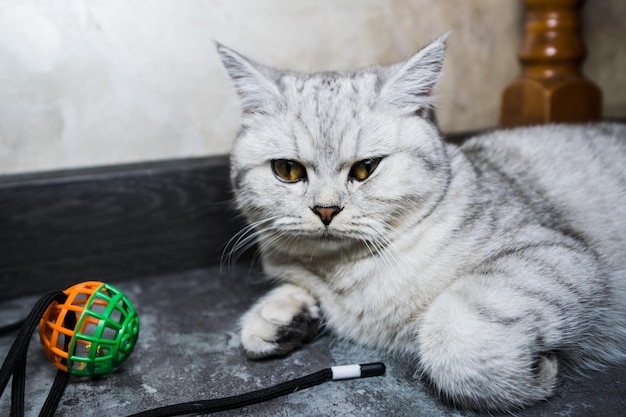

[349,158,382,182]
[271,159,307,183]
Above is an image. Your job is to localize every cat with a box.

[216,34,626,412]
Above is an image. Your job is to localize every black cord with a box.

[1,290,386,417]
[0,290,67,397]
[0,291,68,417]
[127,363,386,417]
[127,368,333,417]
[38,370,70,417]
[10,356,25,417]
[36,308,76,417]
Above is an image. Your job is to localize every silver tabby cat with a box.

[217,35,626,412]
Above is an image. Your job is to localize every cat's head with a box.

[218,35,451,259]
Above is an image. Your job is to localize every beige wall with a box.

[1,0,624,175]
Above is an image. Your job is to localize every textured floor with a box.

[1,265,625,417]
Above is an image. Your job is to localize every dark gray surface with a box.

[1,265,625,416]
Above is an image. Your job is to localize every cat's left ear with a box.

[216,42,282,115]
[379,33,449,114]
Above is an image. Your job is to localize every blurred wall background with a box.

[1,0,624,175]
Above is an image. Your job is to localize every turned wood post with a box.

[500,0,602,128]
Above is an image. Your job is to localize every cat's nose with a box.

[312,205,342,226]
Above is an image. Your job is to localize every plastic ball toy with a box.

[39,281,139,376]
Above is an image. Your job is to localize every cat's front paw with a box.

[241,284,320,359]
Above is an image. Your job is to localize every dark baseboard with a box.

[0,156,247,300]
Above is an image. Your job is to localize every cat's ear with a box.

[216,43,282,115]
[379,33,449,114]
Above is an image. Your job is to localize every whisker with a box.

[220,215,283,271]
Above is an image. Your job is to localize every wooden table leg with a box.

[500,0,601,128]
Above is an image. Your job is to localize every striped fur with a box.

[217,37,626,412]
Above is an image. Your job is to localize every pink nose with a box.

[312,206,342,226]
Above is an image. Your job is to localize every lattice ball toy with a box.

[39,281,139,376]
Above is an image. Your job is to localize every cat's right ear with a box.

[379,33,449,115]
[216,43,282,115]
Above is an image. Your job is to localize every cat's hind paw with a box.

[240,284,320,359]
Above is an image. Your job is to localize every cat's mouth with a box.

[320,229,342,240]
[281,225,357,244]
[292,227,346,242]
[317,229,367,246]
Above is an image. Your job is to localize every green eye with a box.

[272,159,307,183]
[350,158,381,181]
